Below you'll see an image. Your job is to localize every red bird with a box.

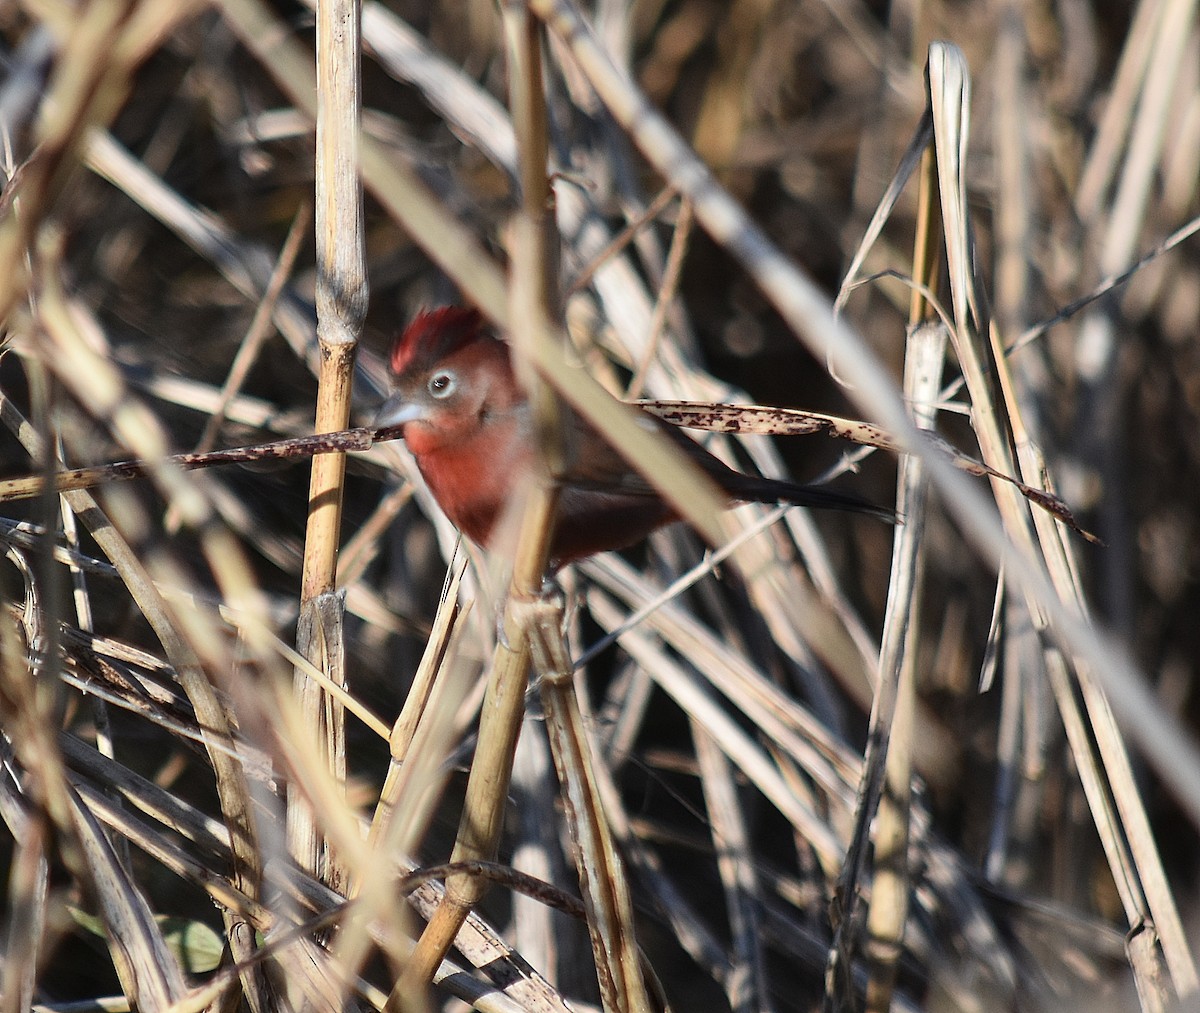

[376,307,887,568]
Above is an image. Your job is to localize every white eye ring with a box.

[427,371,457,399]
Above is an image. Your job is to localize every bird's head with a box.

[376,307,520,456]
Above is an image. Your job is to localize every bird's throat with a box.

[412,421,533,549]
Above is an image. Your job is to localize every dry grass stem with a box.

[285,0,367,896]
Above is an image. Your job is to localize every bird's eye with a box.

[427,371,457,399]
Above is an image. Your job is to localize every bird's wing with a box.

[556,406,724,498]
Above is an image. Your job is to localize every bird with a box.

[375,306,888,569]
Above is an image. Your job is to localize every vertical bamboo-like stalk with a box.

[537,616,655,1013]
[287,0,367,890]
[827,142,946,1011]
[862,322,945,1013]
[392,3,565,1004]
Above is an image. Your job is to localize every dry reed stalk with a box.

[558,16,1195,1005]
[534,600,655,1013]
[19,276,280,1007]
[0,0,131,321]
[286,0,367,898]
[854,139,946,1013]
[398,5,575,1001]
[932,42,1192,1007]
[505,13,649,1006]
[690,720,764,1013]
[583,557,848,872]
[333,551,473,1007]
[861,322,945,1013]
[0,554,186,1010]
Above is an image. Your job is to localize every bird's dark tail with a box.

[730,475,896,523]
[661,417,895,523]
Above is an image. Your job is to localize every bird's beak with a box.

[375,393,425,434]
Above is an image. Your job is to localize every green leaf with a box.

[156,917,225,974]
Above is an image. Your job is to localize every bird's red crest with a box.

[389,306,486,376]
